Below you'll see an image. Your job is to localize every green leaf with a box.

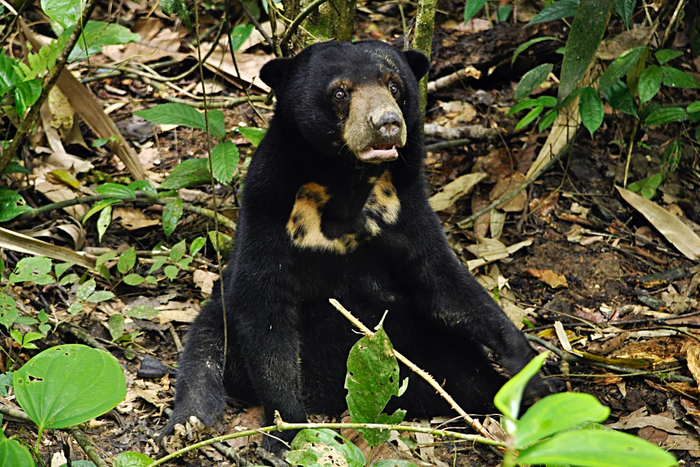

[41,0,83,29]
[515,393,610,448]
[290,429,366,467]
[346,328,406,446]
[211,141,240,185]
[539,108,558,131]
[160,0,191,27]
[164,265,179,280]
[230,23,254,51]
[494,352,548,434]
[0,427,35,467]
[515,63,553,101]
[13,344,126,433]
[237,127,266,147]
[190,237,206,256]
[108,314,125,340]
[628,173,663,199]
[86,291,115,303]
[208,231,233,257]
[464,0,487,23]
[515,106,544,130]
[0,53,23,95]
[614,0,635,27]
[602,80,638,116]
[68,302,83,315]
[655,49,683,65]
[0,293,18,330]
[145,275,158,285]
[507,99,542,116]
[208,110,226,140]
[13,79,42,117]
[127,180,157,197]
[117,247,137,274]
[638,65,662,103]
[96,205,112,242]
[123,273,144,286]
[689,102,700,114]
[598,46,646,93]
[69,22,141,62]
[162,198,183,238]
[661,67,700,89]
[96,250,118,267]
[3,162,31,175]
[135,103,207,131]
[96,183,136,199]
[9,257,54,285]
[0,187,32,222]
[495,4,512,22]
[83,199,120,224]
[558,0,613,102]
[170,239,187,263]
[528,0,580,25]
[644,106,686,126]
[125,305,159,319]
[516,429,678,467]
[149,256,168,274]
[579,87,604,136]
[161,158,212,189]
[114,451,156,467]
[54,262,73,279]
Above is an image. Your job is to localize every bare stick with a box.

[329,298,495,441]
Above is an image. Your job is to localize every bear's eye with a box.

[389,82,400,96]
[333,89,347,101]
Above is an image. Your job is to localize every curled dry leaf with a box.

[596,27,654,60]
[429,172,488,212]
[686,344,700,386]
[489,172,528,212]
[526,268,568,288]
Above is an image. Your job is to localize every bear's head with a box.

[260,41,429,164]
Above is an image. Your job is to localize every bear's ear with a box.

[260,58,292,91]
[403,50,430,81]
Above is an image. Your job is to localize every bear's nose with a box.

[370,112,401,137]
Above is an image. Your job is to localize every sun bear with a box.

[162,40,547,451]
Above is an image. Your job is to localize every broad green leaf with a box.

[495,4,512,22]
[627,173,663,199]
[162,199,183,238]
[190,237,206,256]
[96,250,118,267]
[507,99,542,116]
[494,352,548,434]
[59,273,79,286]
[41,0,83,29]
[0,187,32,222]
[123,273,144,286]
[614,0,635,28]
[208,231,233,258]
[48,169,80,189]
[644,107,686,126]
[689,102,700,114]
[230,24,254,51]
[579,87,604,136]
[68,302,83,315]
[13,344,126,433]
[0,53,23,95]
[145,275,158,285]
[135,103,207,131]
[539,108,558,131]
[87,291,115,303]
[661,67,700,89]
[517,429,678,467]
[211,141,240,185]
[3,162,31,174]
[68,22,141,62]
[237,127,266,147]
[54,262,73,279]
[346,328,406,445]
[290,429,365,467]
[161,158,212,189]
[83,199,120,224]
[108,314,125,340]
[149,256,168,273]
[126,305,159,319]
[602,80,638,116]
[127,180,157,197]
[515,63,553,101]
[0,427,34,467]
[598,46,646,93]
[164,265,179,280]
[114,451,156,467]
[464,0,487,23]
[117,247,136,274]
[528,0,580,25]
[13,79,42,117]
[207,110,226,140]
[515,393,610,448]
[170,239,187,263]
[96,205,112,242]
[96,183,136,199]
[9,257,54,285]
[655,49,683,65]
[515,106,544,130]
[638,65,662,103]
[558,0,613,102]
[0,293,18,330]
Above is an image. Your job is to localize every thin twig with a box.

[622,120,638,188]
[0,0,99,174]
[69,428,109,467]
[329,298,496,442]
[279,0,330,55]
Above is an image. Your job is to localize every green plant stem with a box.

[622,120,639,188]
[150,420,503,467]
[279,0,330,56]
[0,0,99,175]
[411,0,438,116]
[69,427,109,467]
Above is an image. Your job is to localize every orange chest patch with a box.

[286,172,400,254]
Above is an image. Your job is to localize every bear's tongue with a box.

[357,144,398,162]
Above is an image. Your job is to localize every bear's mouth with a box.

[357,144,398,163]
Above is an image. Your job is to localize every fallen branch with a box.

[427,66,482,93]
[424,123,500,141]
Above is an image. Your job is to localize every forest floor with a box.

[3,0,700,466]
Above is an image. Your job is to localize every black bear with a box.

[163,40,545,449]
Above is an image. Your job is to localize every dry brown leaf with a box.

[193,270,219,297]
[200,42,272,92]
[0,227,94,269]
[617,186,700,260]
[609,409,686,434]
[102,18,187,63]
[597,27,655,60]
[687,344,700,386]
[466,238,533,271]
[429,172,488,211]
[113,207,160,230]
[526,268,568,288]
[489,172,527,212]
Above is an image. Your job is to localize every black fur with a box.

[163,40,546,448]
